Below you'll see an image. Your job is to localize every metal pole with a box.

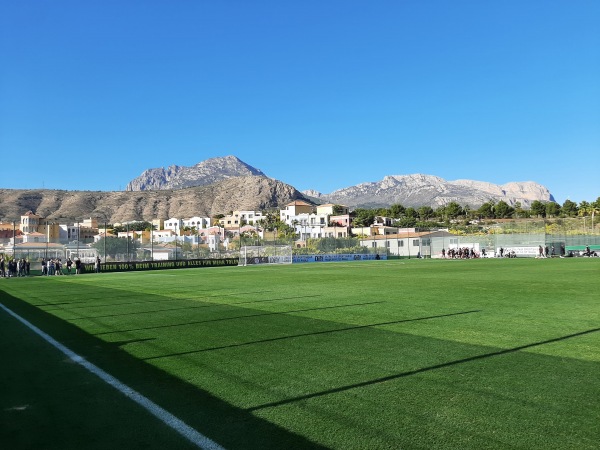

[104,220,107,263]
[151,223,154,261]
[126,222,129,262]
[45,220,48,259]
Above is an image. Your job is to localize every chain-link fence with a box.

[426,218,600,258]
[5,218,599,269]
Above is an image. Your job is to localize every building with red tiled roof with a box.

[280,200,314,221]
[20,211,42,234]
[0,228,22,242]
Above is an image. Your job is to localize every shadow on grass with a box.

[95,300,386,335]
[65,294,324,320]
[247,325,600,412]
[144,310,482,361]
[0,292,328,450]
[38,292,316,312]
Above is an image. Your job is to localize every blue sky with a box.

[1,1,599,204]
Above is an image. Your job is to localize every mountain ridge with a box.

[126,155,266,191]
[124,156,554,209]
[303,174,554,208]
[0,177,306,223]
[0,157,556,222]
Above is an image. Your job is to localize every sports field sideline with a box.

[1,258,599,449]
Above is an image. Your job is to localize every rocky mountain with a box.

[0,177,305,223]
[126,155,265,191]
[125,156,554,209]
[1,156,556,223]
[303,174,554,209]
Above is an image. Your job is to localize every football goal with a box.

[238,245,293,266]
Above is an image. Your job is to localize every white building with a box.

[164,218,183,233]
[288,213,329,240]
[279,201,354,240]
[280,200,313,223]
[58,222,97,244]
[231,210,263,226]
[182,216,211,229]
[152,229,176,240]
[93,231,115,243]
[219,210,264,229]
[21,231,46,244]
[20,211,41,234]
[360,230,454,258]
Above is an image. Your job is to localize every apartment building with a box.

[219,210,263,229]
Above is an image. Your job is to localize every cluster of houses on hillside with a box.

[0,201,453,261]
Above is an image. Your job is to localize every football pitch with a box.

[1,258,599,449]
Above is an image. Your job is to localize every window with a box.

[386,241,390,247]
[413,239,420,246]
[372,242,377,248]
[398,240,404,247]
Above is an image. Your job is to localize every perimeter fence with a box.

[428,218,600,258]
[3,219,599,276]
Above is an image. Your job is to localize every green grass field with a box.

[1,258,599,449]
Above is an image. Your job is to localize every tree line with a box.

[352,197,600,228]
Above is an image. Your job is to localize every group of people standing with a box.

[0,255,102,277]
[0,257,30,277]
[536,245,566,258]
[41,257,82,275]
[441,247,480,259]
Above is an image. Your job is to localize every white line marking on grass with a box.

[0,303,225,450]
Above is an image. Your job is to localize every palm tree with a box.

[578,202,592,233]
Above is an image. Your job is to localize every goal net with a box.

[238,245,293,266]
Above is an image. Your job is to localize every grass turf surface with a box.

[1,258,599,449]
